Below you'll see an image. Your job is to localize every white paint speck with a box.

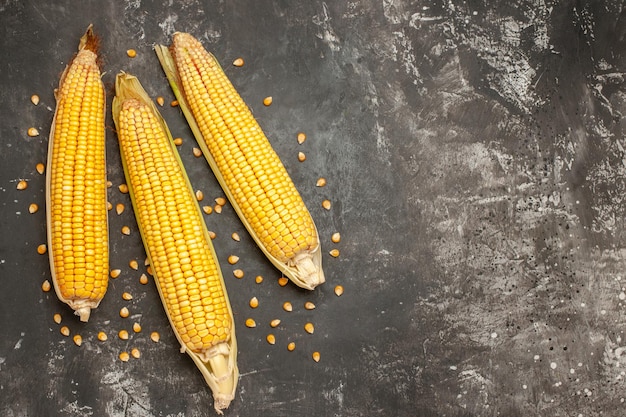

[490,332,498,339]
[550,362,557,369]
[522,384,527,389]
[534,355,540,361]
[619,292,626,300]
[450,365,458,370]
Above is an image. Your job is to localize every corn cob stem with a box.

[155,33,325,290]
[112,72,238,414]
[46,25,108,322]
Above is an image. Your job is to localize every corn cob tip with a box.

[78,24,100,55]
[290,250,325,290]
[75,306,92,322]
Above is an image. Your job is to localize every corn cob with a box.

[112,72,238,413]
[155,33,325,290]
[46,25,108,322]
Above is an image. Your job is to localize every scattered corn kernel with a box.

[233,269,244,279]
[107,201,113,211]
[255,275,264,284]
[144,257,149,266]
[270,319,281,328]
[118,330,129,340]
[131,348,141,359]
[287,342,296,351]
[195,190,204,201]
[27,127,39,137]
[283,302,293,312]
[120,307,130,318]
[37,244,47,255]
[249,297,259,309]
[29,203,39,214]
[156,96,165,106]
[31,94,40,105]
[139,273,149,284]
[193,147,203,157]
[215,197,227,206]
[53,313,62,324]
[329,249,340,258]
[297,132,306,144]
[174,137,183,146]
[263,96,273,106]
[312,351,321,362]
[110,269,121,278]
[118,183,129,193]
[304,322,315,334]
[60,326,70,337]
[304,301,316,310]
[233,57,244,67]
[322,200,331,210]
[121,226,131,235]
[126,49,137,58]
[214,204,223,214]
[36,163,45,174]
[107,180,113,188]
[266,334,276,345]
[334,285,344,296]
[278,277,288,287]
[150,332,160,342]
[202,205,213,215]
[146,265,153,275]
[331,232,341,243]
[129,259,139,270]
[73,334,83,346]
[116,203,125,215]
[41,279,51,292]
[298,151,306,162]
[228,255,239,265]
[16,180,28,190]
[316,177,327,187]
[122,292,133,301]
[231,232,241,241]
[245,318,256,328]
[170,99,179,107]
[97,331,107,341]
[133,322,142,333]
[119,351,130,362]
[208,230,217,239]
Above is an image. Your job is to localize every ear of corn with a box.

[155,33,325,290]
[46,25,108,322]
[112,72,238,413]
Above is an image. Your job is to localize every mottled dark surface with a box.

[2,1,626,416]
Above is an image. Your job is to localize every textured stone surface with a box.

[1,1,625,416]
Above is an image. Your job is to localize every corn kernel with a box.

[269,319,281,328]
[228,255,239,265]
[41,279,51,292]
[249,297,259,308]
[195,190,204,201]
[119,351,130,362]
[139,273,148,284]
[331,232,341,243]
[122,292,133,301]
[73,334,83,346]
[27,127,39,137]
[233,269,244,279]
[130,348,141,359]
[97,331,107,341]
[129,259,139,270]
[297,132,306,144]
[29,203,39,214]
[53,313,62,324]
[120,307,130,318]
[215,197,227,206]
[150,332,160,342]
[329,249,340,258]
[266,334,276,345]
[255,275,264,284]
[174,137,183,146]
[110,269,121,278]
[118,183,129,193]
[126,49,137,58]
[36,163,45,174]
[208,230,217,240]
[116,203,125,215]
[146,265,153,275]
[31,94,40,105]
[107,180,113,188]
[193,147,203,157]
[316,177,327,187]
[304,322,315,334]
[171,100,179,107]
[37,244,47,255]
[156,96,164,106]
[202,205,213,214]
[214,204,223,214]
[245,318,256,328]
[231,232,240,242]
[107,201,113,210]
[287,342,296,351]
[312,351,321,362]
[133,322,142,333]
[298,151,306,162]
[60,326,70,337]
[282,302,293,312]
[121,226,131,235]
[233,57,244,67]
[334,285,344,296]
[322,200,331,210]
[118,330,129,340]
[16,180,28,190]
[278,277,288,287]
[263,96,273,106]
[304,301,316,310]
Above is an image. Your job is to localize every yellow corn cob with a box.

[46,25,108,322]
[155,33,324,290]
[112,72,238,414]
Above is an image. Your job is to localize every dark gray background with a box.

[1,1,625,416]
